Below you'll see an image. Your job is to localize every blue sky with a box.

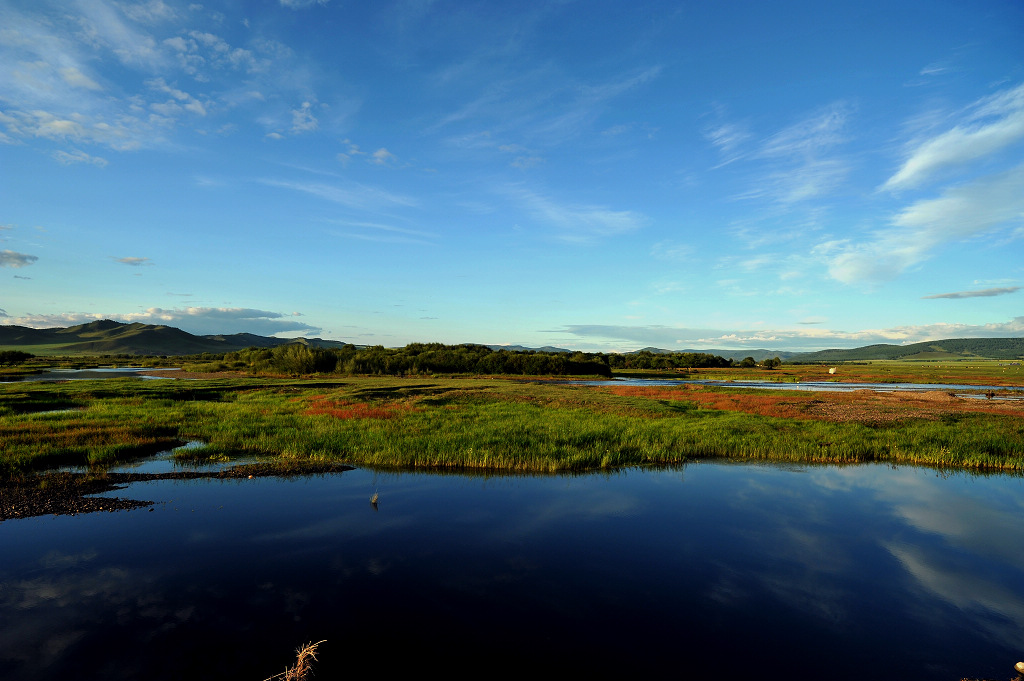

[2,0,1023,352]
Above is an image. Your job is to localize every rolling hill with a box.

[787,338,1024,362]
[0,320,348,356]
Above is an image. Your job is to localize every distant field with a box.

[633,358,1024,386]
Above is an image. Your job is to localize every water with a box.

[578,377,1024,397]
[0,367,177,383]
[1,463,1022,680]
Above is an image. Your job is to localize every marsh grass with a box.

[2,374,1023,477]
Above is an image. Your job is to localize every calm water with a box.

[1,463,1022,680]
[0,367,176,383]
[579,377,1024,397]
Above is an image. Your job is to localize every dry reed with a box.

[263,640,325,681]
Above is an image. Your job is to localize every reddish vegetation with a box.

[302,395,414,420]
[604,385,1024,424]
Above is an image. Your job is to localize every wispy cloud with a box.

[704,120,751,167]
[0,250,38,268]
[119,1,179,25]
[259,178,418,210]
[759,102,850,159]
[322,219,436,245]
[74,0,167,69]
[147,77,208,116]
[290,100,318,133]
[922,286,1020,299]
[280,0,331,8]
[650,240,693,262]
[433,64,660,148]
[731,102,852,206]
[820,163,1024,283]
[504,186,644,243]
[883,83,1024,191]
[52,148,108,166]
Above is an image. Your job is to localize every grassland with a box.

[2,359,1023,478]
[621,358,1024,385]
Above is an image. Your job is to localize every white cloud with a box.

[73,0,166,68]
[728,102,852,207]
[290,101,318,133]
[147,77,207,115]
[0,250,38,268]
[0,109,151,150]
[280,0,331,8]
[743,159,848,204]
[821,164,1024,283]
[59,66,102,91]
[117,1,178,24]
[651,240,693,262]
[370,148,396,165]
[883,83,1024,191]
[705,121,751,166]
[504,186,644,243]
[323,218,436,245]
[259,178,418,210]
[52,148,108,166]
[759,102,850,159]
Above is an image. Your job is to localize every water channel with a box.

[2,463,1022,679]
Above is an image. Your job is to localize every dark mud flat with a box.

[0,463,356,521]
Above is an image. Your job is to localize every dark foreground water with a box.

[1,463,1022,680]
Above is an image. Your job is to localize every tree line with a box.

[184,343,782,377]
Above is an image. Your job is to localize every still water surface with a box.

[1,463,1022,679]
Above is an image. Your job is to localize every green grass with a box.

[2,375,1023,477]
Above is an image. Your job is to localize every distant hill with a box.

[487,344,571,353]
[2,321,1021,362]
[787,337,1024,362]
[631,347,800,362]
[0,320,348,356]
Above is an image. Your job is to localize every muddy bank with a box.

[0,462,356,521]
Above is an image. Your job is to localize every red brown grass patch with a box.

[603,385,1024,424]
[302,395,414,420]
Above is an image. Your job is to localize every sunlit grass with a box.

[1,374,1022,477]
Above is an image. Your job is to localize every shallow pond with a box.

[579,377,1024,398]
[0,367,176,383]
[1,463,1022,680]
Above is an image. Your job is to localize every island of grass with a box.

[2,358,1023,484]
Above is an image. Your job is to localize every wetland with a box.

[2,362,1023,679]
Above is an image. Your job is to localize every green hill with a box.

[789,338,1024,362]
[0,320,347,356]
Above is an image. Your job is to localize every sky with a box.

[2,0,1023,352]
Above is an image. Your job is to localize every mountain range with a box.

[0,320,1022,361]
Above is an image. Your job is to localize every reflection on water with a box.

[577,377,1024,398]
[0,367,177,383]
[0,463,1022,680]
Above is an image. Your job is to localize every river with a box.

[1,462,1021,679]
